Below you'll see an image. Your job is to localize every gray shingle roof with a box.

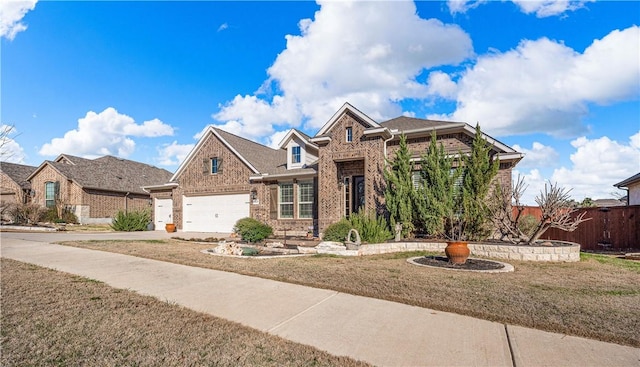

[614,172,640,188]
[213,128,321,176]
[0,162,37,189]
[213,128,290,175]
[47,155,172,194]
[380,116,461,132]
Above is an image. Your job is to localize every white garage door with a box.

[183,194,250,233]
[154,198,173,230]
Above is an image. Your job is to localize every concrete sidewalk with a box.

[1,235,638,366]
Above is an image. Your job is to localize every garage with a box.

[182,193,250,232]
[154,198,173,230]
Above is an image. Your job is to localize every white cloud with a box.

[212,0,472,139]
[515,131,640,204]
[512,0,592,18]
[217,23,228,32]
[512,142,559,169]
[426,71,458,99]
[156,141,194,166]
[0,0,37,40]
[432,26,640,137]
[550,133,640,200]
[266,130,290,150]
[447,0,486,15]
[39,107,175,159]
[448,0,592,17]
[512,168,548,206]
[0,125,27,163]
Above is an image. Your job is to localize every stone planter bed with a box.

[308,240,580,262]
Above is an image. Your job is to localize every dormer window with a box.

[292,146,301,164]
[346,127,353,142]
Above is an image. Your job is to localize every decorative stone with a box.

[394,223,402,242]
[345,228,362,250]
[265,242,284,248]
[315,241,347,251]
[209,241,244,256]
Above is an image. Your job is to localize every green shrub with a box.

[517,214,539,237]
[43,208,59,223]
[322,219,352,242]
[349,211,393,243]
[323,213,392,243]
[60,208,78,224]
[233,217,273,243]
[242,247,259,256]
[111,210,151,231]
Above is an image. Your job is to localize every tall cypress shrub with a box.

[383,134,415,238]
[461,124,499,240]
[416,132,461,238]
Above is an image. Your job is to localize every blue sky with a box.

[1,0,639,204]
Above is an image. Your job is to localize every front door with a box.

[352,176,365,214]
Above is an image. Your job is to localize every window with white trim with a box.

[279,183,294,218]
[45,181,56,208]
[298,181,314,219]
[346,127,353,142]
[291,146,301,164]
[211,157,219,174]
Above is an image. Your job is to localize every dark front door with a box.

[352,176,365,214]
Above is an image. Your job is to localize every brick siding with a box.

[172,130,254,229]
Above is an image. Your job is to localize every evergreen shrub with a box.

[323,212,392,243]
[348,211,393,243]
[111,210,151,231]
[233,217,273,243]
[322,219,352,242]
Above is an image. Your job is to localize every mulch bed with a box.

[413,256,505,270]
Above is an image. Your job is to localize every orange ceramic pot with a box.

[165,223,176,233]
[445,241,470,264]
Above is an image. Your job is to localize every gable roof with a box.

[170,126,288,181]
[380,116,461,132]
[380,116,521,159]
[315,102,382,137]
[614,172,640,188]
[213,128,286,173]
[277,128,318,150]
[28,155,172,195]
[0,162,37,189]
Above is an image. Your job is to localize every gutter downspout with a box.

[125,192,130,214]
[383,132,395,164]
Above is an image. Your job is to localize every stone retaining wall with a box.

[333,241,580,262]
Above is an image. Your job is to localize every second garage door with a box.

[182,194,250,233]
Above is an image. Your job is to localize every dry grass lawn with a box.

[0,258,369,367]
[58,239,640,348]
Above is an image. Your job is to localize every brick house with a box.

[28,154,172,224]
[0,162,37,210]
[147,103,523,235]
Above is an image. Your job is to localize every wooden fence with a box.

[514,205,640,252]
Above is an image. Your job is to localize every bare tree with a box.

[489,177,590,245]
[0,124,16,159]
[488,175,528,243]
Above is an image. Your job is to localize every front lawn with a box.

[59,239,640,347]
[0,259,369,367]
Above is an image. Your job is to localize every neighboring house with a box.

[146,102,523,235]
[593,198,626,208]
[614,172,640,205]
[0,162,37,208]
[28,154,173,224]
